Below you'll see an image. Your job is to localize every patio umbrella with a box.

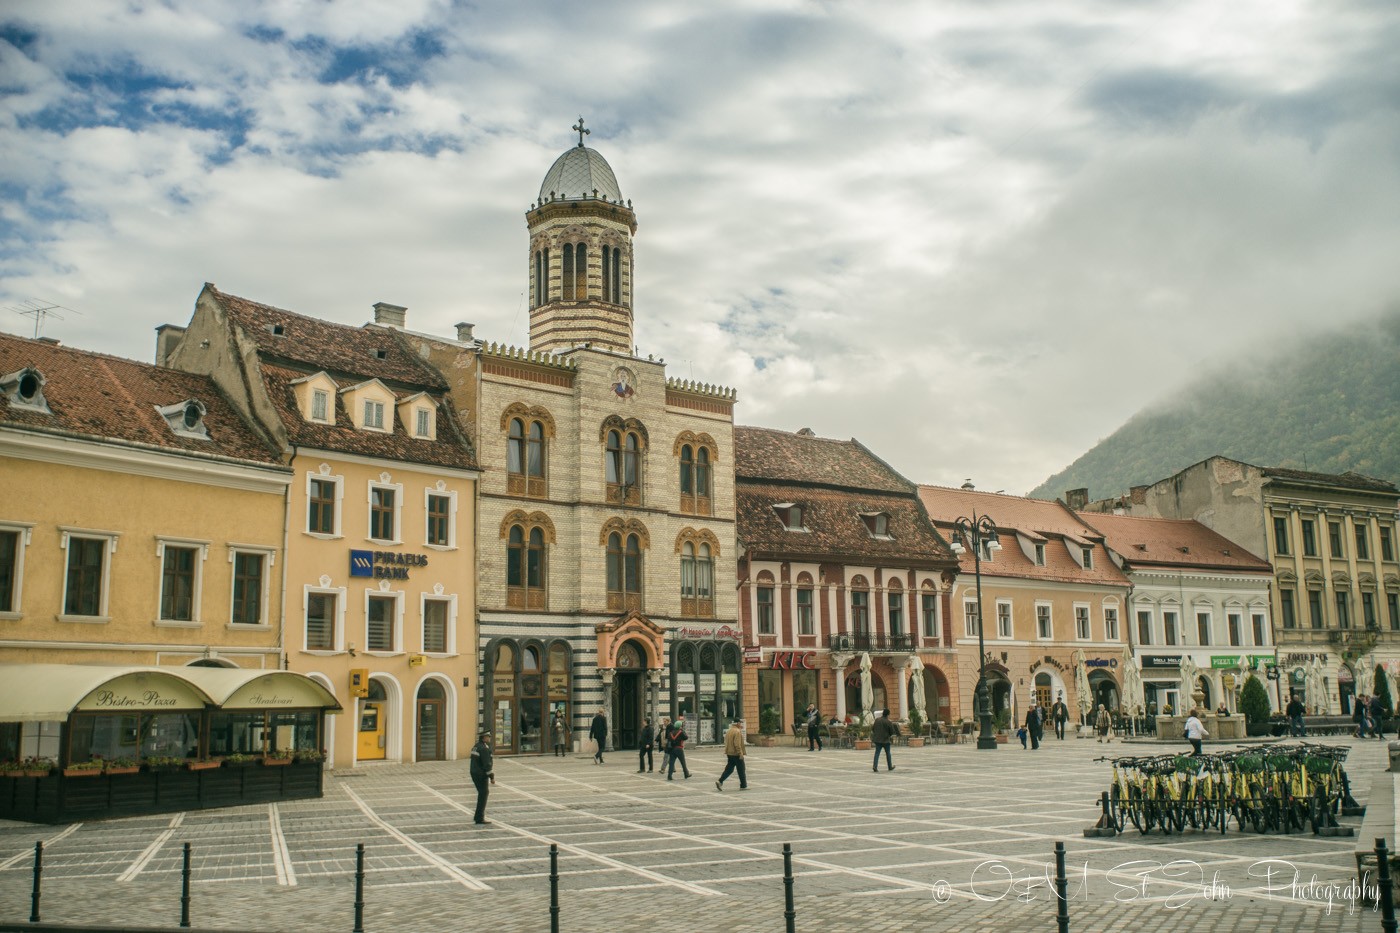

[1178,655,1201,711]
[859,652,873,720]
[1074,648,1092,722]
[1120,644,1144,716]
[1306,658,1328,715]
[1356,661,1374,700]
[907,656,927,715]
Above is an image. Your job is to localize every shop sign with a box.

[547,673,569,697]
[1282,653,1324,664]
[1211,655,1243,669]
[721,673,738,691]
[1337,666,1354,683]
[1084,658,1118,668]
[743,646,762,664]
[76,674,208,712]
[675,673,696,692]
[674,625,742,641]
[350,669,369,698]
[699,673,716,692]
[350,549,430,580]
[1140,655,1182,669]
[492,678,514,697]
[770,651,816,670]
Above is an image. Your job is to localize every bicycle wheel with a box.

[1128,786,1147,834]
[1262,792,1282,834]
[1110,783,1127,832]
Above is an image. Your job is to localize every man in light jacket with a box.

[715,718,748,791]
[1184,708,1209,757]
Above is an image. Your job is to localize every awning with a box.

[0,664,340,723]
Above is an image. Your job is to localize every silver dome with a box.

[538,146,623,202]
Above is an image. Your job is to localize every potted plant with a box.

[993,709,1011,744]
[907,708,926,748]
[0,759,25,777]
[1240,675,1274,737]
[187,757,223,771]
[222,753,257,768]
[103,756,139,775]
[21,756,57,777]
[63,759,104,777]
[143,755,186,773]
[262,749,294,766]
[752,706,784,746]
[851,715,872,750]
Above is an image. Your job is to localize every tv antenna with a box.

[7,298,83,339]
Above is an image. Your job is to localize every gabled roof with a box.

[737,485,953,564]
[1077,511,1272,573]
[0,332,283,467]
[918,485,1104,541]
[734,426,913,494]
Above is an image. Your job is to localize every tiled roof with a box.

[0,332,283,466]
[918,485,1105,540]
[734,426,912,494]
[207,285,447,390]
[737,485,953,564]
[260,365,476,471]
[1076,511,1272,573]
[1260,465,1398,494]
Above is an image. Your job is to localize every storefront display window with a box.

[758,669,783,734]
[792,670,818,722]
[671,639,742,744]
[489,638,572,754]
[71,712,201,761]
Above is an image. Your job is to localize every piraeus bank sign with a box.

[350,549,429,580]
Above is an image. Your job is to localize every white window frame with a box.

[1162,609,1179,647]
[1104,606,1120,642]
[415,407,432,438]
[153,536,209,626]
[1227,611,1245,647]
[757,585,776,635]
[1034,543,1046,566]
[57,527,122,623]
[423,487,458,550]
[305,470,345,539]
[995,599,1012,639]
[1074,602,1091,641]
[1251,611,1270,647]
[363,398,386,432]
[1035,601,1053,640]
[796,586,815,636]
[963,599,979,638]
[363,587,405,655]
[227,545,276,628]
[0,521,35,620]
[302,584,347,654]
[1195,610,1213,647]
[311,389,330,423]
[921,590,940,640]
[1081,546,1093,569]
[367,479,404,544]
[887,589,904,633]
[420,592,458,656]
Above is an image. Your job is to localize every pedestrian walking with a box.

[469,730,495,824]
[638,717,654,772]
[715,718,748,791]
[1025,702,1043,750]
[805,704,824,752]
[657,716,672,774]
[1353,695,1369,738]
[1286,694,1306,736]
[665,715,692,780]
[1051,694,1069,740]
[550,712,568,757]
[1184,708,1209,756]
[589,708,608,764]
[1371,694,1387,740]
[1095,704,1112,743]
[871,708,896,772]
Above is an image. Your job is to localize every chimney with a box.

[456,322,475,342]
[36,336,61,346]
[154,324,186,367]
[960,479,975,490]
[1065,488,1089,510]
[1129,485,1148,505]
[373,302,407,328]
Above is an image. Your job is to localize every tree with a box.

[1375,665,1394,718]
[1240,675,1272,727]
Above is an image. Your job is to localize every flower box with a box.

[261,756,292,767]
[853,739,872,751]
[104,766,140,775]
[907,737,925,749]
[222,757,256,768]
[23,769,54,778]
[186,759,223,771]
[63,766,103,777]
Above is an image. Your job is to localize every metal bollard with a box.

[782,842,796,933]
[29,841,42,923]
[353,842,366,933]
[180,842,192,928]
[549,843,560,933]
[1053,841,1070,933]
[1377,837,1397,933]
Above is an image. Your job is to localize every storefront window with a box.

[792,669,818,721]
[671,640,742,744]
[493,641,515,749]
[71,712,200,762]
[520,646,544,753]
[758,669,783,734]
[491,638,570,754]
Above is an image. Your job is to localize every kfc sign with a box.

[770,651,816,670]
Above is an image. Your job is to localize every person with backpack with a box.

[665,715,692,780]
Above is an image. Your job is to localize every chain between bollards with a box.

[1053,841,1070,933]
[782,842,796,933]
[549,842,560,933]
[1377,837,1398,933]
[180,842,192,928]
[29,841,42,923]
[353,842,366,933]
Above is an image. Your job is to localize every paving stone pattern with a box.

[0,736,1392,932]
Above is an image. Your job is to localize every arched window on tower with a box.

[562,245,574,300]
[611,247,621,303]
[602,246,612,303]
[574,243,587,299]
[534,249,549,306]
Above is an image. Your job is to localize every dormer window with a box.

[268,324,285,336]
[773,503,805,532]
[1,367,51,414]
[1081,546,1094,569]
[1034,543,1046,566]
[415,408,430,438]
[374,349,388,360]
[363,399,385,430]
[311,389,329,422]
[156,399,209,439]
[860,512,892,539]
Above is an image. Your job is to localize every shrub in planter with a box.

[759,705,783,736]
[1240,675,1272,728]
[223,753,257,767]
[1375,666,1395,718]
[63,759,104,777]
[144,755,186,772]
[103,756,139,774]
[293,749,326,764]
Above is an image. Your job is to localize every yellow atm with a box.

[355,673,386,761]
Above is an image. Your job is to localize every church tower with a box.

[526,119,638,355]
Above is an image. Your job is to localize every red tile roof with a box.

[1075,511,1272,572]
[734,426,913,494]
[0,332,284,467]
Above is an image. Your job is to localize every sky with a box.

[3,1,1399,495]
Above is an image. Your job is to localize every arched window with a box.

[506,414,549,497]
[606,428,643,505]
[574,243,586,299]
[492,641,516,748]
[602,246,612,303]
[562,244,574,300]
[607,532,644,611]
[533,248,549,307]
[524,645,540,671]
[887,579,905,642]
[611,248,621,303]
[677,436,716,516]
[796,572,815,636]
[508,418,525,475]
[678,542,713,618]
[507,524,548,609]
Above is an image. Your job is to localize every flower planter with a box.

[63,767,102,778]
[751,735,781,747]
[261,757,292,767]
[24,769,55,778]
[144,765,182,774]
[222,759,256,768]
[187,760,222,771]
[907,738,925,749]
[853,739,872,751]
[994,734,1008,745]
[104,766,139,776]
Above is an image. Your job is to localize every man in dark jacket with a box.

[1371,694,1387,740]
[871,709,896,772]
[589,708,608,764]
[1286,695,1306,736]
[637,717,654,772]
[1025,703,1043,750]
[657,716,672,775]
[1051,695,1069,740]
[665,715,692,780]
[805,704,823,751]
[469,731,495,824]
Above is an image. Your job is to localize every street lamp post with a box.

[949,513,1001,750]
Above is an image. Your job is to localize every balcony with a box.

[826,632,916,653]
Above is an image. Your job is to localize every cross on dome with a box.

[572,117,590,148]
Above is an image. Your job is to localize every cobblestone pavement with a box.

[0,735,1392,931]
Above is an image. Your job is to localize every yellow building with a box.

[162,286,480,768]
[0,332,291,759]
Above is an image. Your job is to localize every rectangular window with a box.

[231,553,264,625]
[757,587,774,635]
[306,593,336,650]
[964,600,979,638]
[64,537,106,616]
[423,599,449,653]
[1163,611,1178,646]
[308,478,337,534]
[426,494,451,547]
[1252,613,1267,645]
[1383,526,1395,561]
[1308,590,1324,629]
[1227,613,1242,646]
[1036,604,1051,639]
[1034,543,1046,566]
[797,588,814,636]
[1390,593,1400,632]
[312,389,328,421]
[0,530,17,613]
[1329,521,1344,558]
[888,592,904,635]
[1081,546,1093,569]
[1136,610,1152,646]
[1196,612,1211,646]
[921,592,938,638]
[363,399,384,430]
[160,546,197,621]
[1104,607,1119,641]
[1280,590,1296,629]
[370,487,397,541]
[367,595,396,651]
[1363,592,1377,629]
[1274,516,1290,555]
[851,591,869,633]
[1336,591,1351,629]
[996,602,1012,638]
[1301,519,1316,557]
[1075,605,1090,640]
[415,408,430,437]
[1356,523,1370,560]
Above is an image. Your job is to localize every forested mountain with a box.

[1029,313,1400,501]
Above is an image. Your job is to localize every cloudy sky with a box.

[3,1,1398,495]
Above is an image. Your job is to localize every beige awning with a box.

[179,668,341,712]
